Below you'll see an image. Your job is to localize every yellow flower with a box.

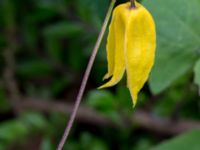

[99,1,156,107]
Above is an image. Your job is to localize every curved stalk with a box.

[56,0,116,150]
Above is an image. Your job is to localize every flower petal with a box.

[99,5,126,89]
[103,10,116,80]
[125,4,156,106]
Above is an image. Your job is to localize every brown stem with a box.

[17,96,200,136]
[56,0,116,149]
[3,23,21,114]
[130,0,136,8]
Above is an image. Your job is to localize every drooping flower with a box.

[99,1,156,107]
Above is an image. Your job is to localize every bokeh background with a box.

[0,0,200,150]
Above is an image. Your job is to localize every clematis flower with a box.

[99,1,156,107]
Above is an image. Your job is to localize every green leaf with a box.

[2,0,16,30]
[150,129,200,150]
[64,132,109,150]
[143,0,200,94]
[0,88,11,112]
[134,138,153,150]
[194,59,200,86]
[50,77,71,96]
[43,22,83,38]
[116,85,132,108]
[0,143,6,150]
[20,112,48,130]
[37,0,68,15]
[79,132,109,150]
[0,120,28,142]
[40,137,54,150]
[76,0,108,26]
[43,22,83,61]
[85,90,115,112]
[17,59,53,78]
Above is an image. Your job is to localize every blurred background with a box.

[0,0,200,149]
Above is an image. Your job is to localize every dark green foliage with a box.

[0,0,199,149]
[143,0,200,94]
[151,129,200,150]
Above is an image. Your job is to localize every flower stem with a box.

[56,0,116,150]
[130,0,136,8]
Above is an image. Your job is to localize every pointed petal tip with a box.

[132,101,136,108]
[129,90,138,108]
[102,73,111,81]
[97,85,103,90]
[97,83,111,90]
